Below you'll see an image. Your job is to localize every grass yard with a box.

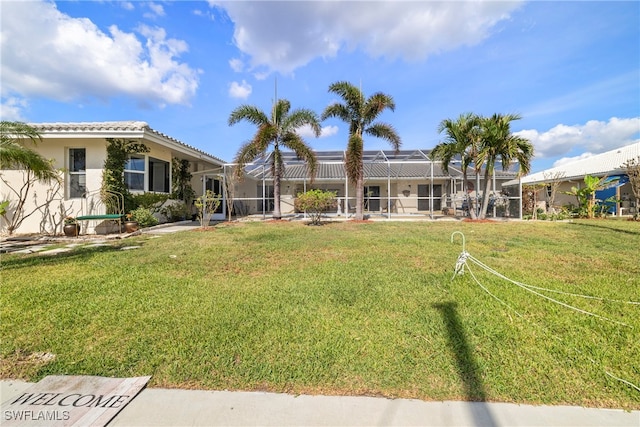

[1,219,639,409]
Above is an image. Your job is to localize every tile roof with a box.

[29,121,226,164]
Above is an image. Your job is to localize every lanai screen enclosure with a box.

[203,150,523,220]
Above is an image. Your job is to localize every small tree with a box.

[194,190,221,229]
[294,189,337,225]
[621,156,640,220]
[102,138,149,213]
[171,158,195,208]
[543,171,565,213]
[564,175,618,219]
[1,167,63,235]
[522,183,545,219]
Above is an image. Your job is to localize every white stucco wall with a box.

[1,135,213,235]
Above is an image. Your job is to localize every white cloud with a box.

[229,58,244,72]
[121,2,134,11]
[320,125,338,138]
[214,1,522,74]
[0,97,28,121]
[229,80,252,99]
[0,1,199,106]
[297,124,338,139]
[552,152,596,168]
[148,2,165,17]
[515,117,640,159]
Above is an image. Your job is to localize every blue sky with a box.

[1,1,638,172]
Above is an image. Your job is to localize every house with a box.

[229,149,522,219]
[0,121,226,235]
[506,142,640,216]
[1,121,525,236]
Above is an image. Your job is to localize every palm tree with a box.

[477,113,533,219]
[430,113,482,219]
[0,121,58,183]
[229,99,320,219]
[321,81,401,220]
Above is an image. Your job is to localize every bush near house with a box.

[294,189,337,225]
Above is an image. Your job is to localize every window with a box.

[149,157,170,193]
[124,155,145,191]
[205,178,223,213]
[124,155,171,193]
[69,148,86,198]
[418,184,442,211]
[257,184,274,212]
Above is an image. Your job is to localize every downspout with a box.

[303,178,307,219]
[430,159,434,219]
[262,165,266,219]
[222,171,227,219]
[518,176,522,220]
[387,160,391,219]
[492,168,496,218]
[344,153,349,217]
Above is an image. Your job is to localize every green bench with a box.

[77,190,125,234]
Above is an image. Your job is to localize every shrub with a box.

[160,201,190,222]
[131,193,170,213]
[294,189,337,225]
[194,190,221,228]
[129,207,158,228]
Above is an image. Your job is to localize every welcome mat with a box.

[1,375,151,427]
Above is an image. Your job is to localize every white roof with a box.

[520,142,640,185]
[30,121,226,165]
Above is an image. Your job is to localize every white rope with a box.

[512,282,640,306]
[465,253,633,329]
[452,251,469,280]
[448,231,640,393]
[465,262,523,318]
[605,371,640,393]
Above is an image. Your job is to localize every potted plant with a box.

[123,213,139,233]
[63,217,80,237]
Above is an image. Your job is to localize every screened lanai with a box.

[208,149,523,219]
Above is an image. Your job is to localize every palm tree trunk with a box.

[465,171,477,220]
[461,170,474,219]
[355,175,364,220]
[273,162,282,220]
[479,169,492,219]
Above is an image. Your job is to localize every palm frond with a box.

[365,123,401,151]
[284,109,321,137]
[281,133,318,180]
[321,103,351,122]
[363,92,395,123]
[0,121,42,145]
[0,121,58,183]
[228,105,270,127]
[273,99,291,124]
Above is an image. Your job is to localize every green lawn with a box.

[1,220,639,409]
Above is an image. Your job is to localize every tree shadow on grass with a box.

[433,301,498,427]
[569,220,640,236]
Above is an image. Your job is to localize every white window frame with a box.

[124,154,146,192]
[68,148,86,199]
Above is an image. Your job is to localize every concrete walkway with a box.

[2,380,638,426]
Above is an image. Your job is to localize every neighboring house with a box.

[506,142,640,216]
[229,149,522,219]
[1,121,226,235]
